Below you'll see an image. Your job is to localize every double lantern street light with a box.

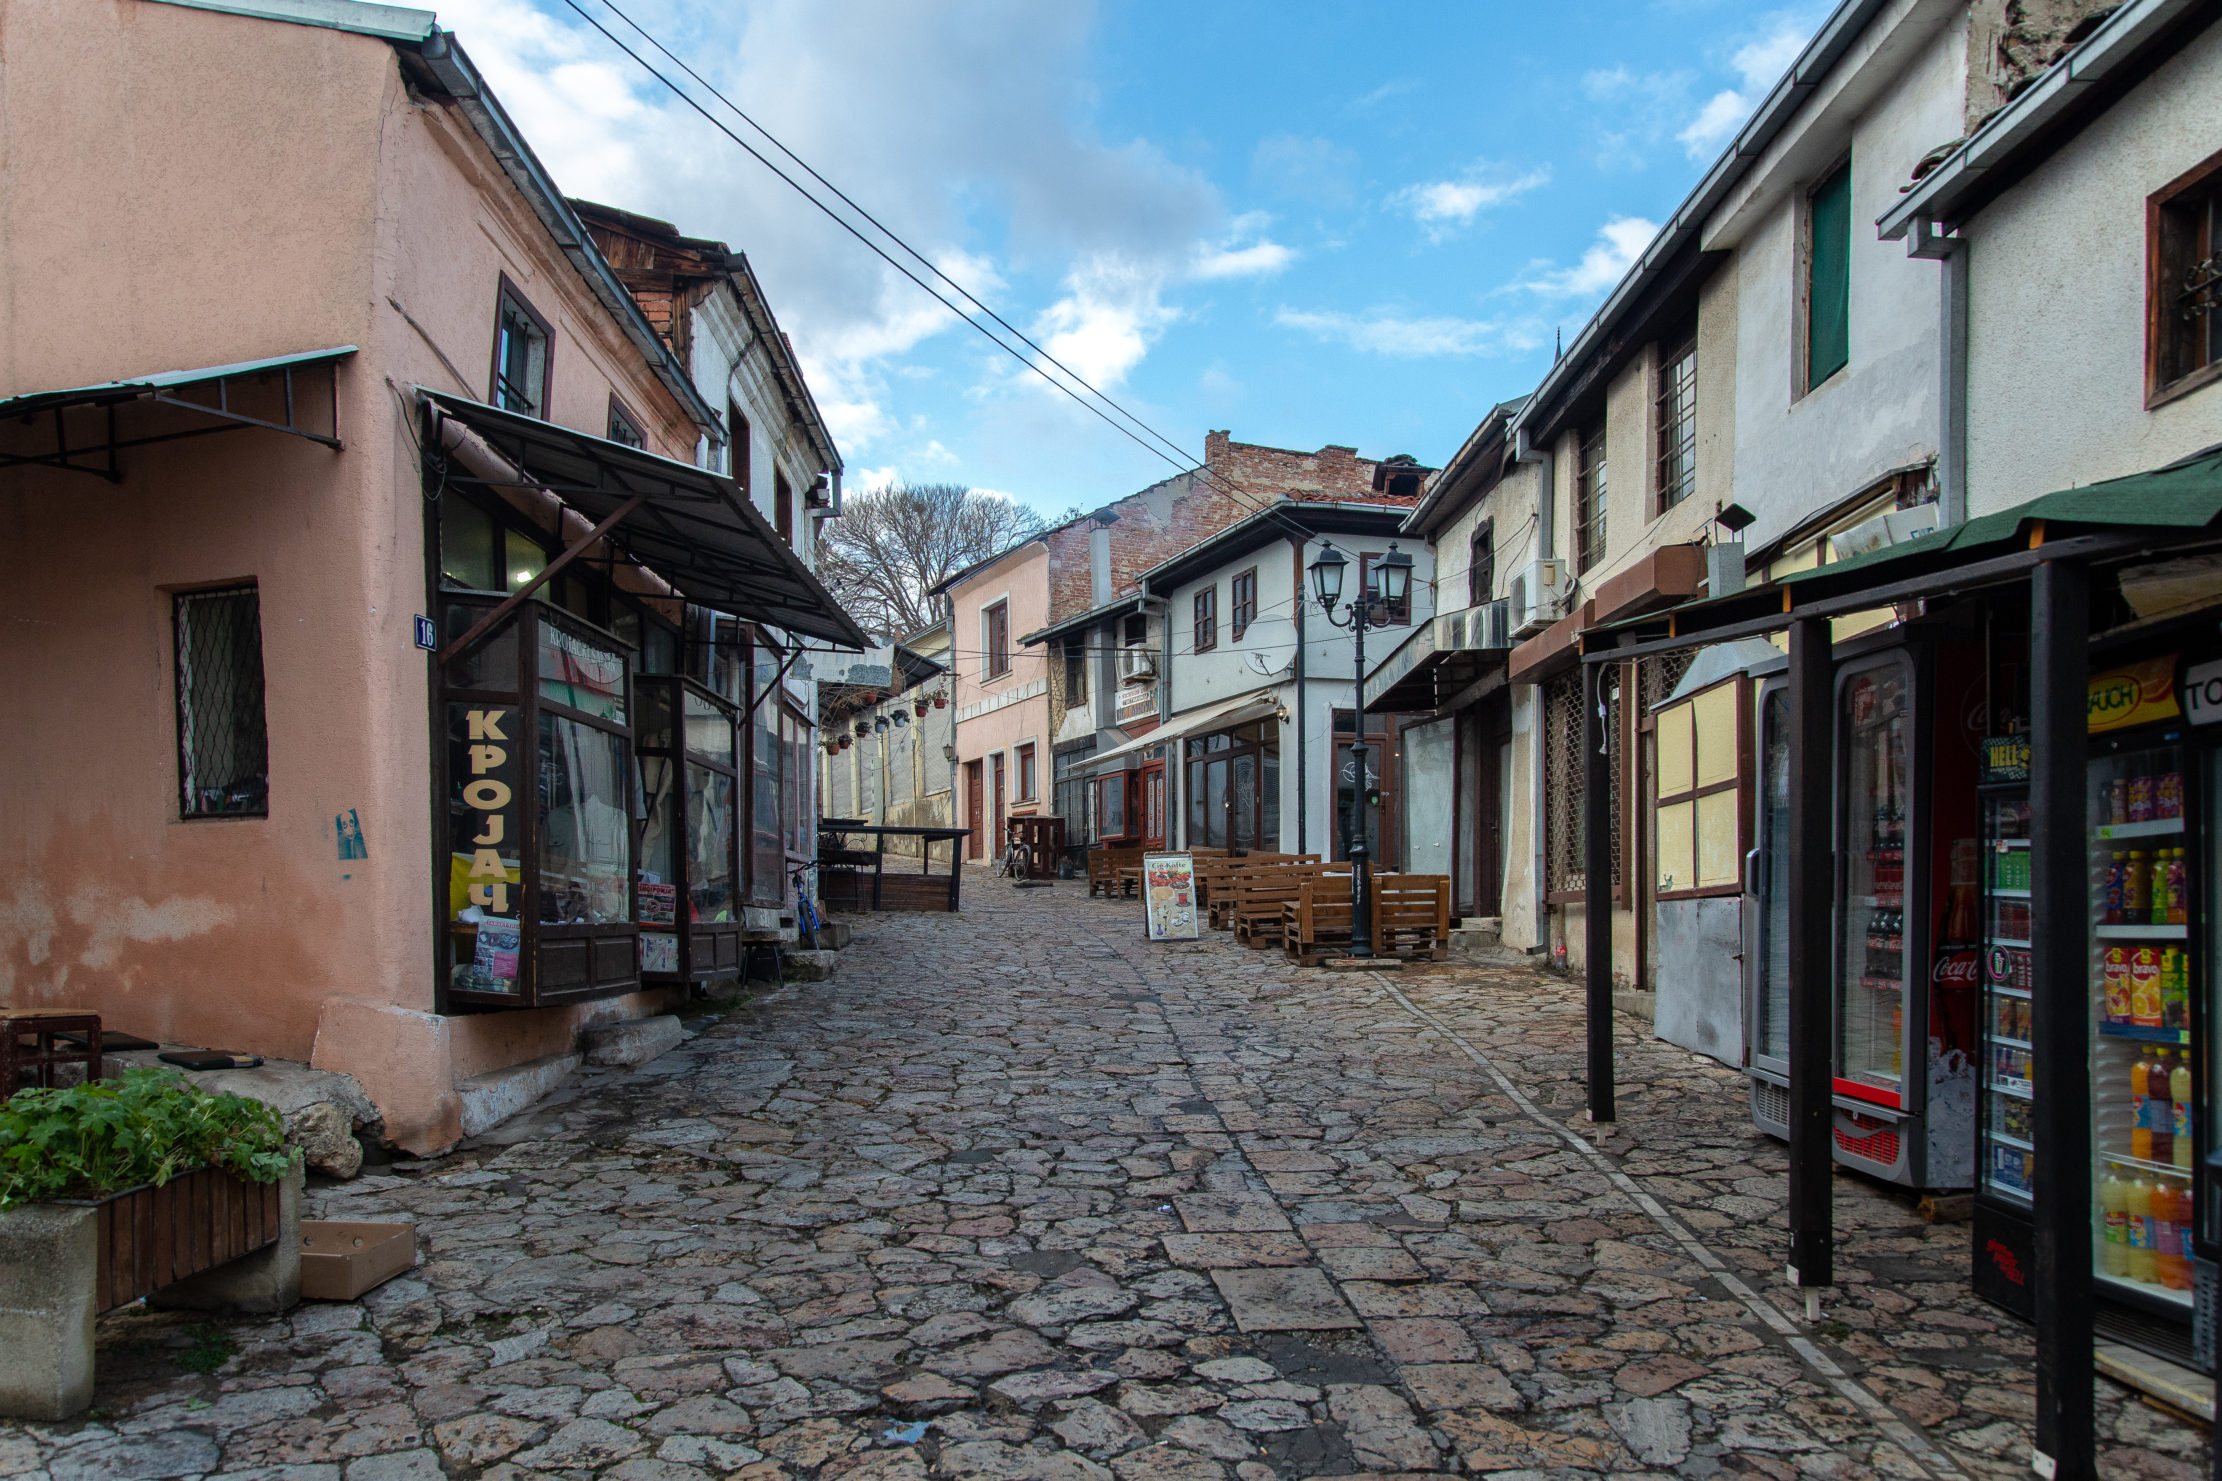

[1308,539,1413,959]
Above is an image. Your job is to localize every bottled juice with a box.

[2132,1052,2159,1162]
[2102,1171,2132,1276]
[2163,946,2190,1031]
[2104,947,2130,1023]
[2131,950,2165,1028]
[2174,1054,2195,1171]
[2160,771,2184,819]
[2125,851,2151,919]
[2159,1181,2193,1291]
[2128,1179,2159,1283]
[2152,1049,2175,1164]
[2131,774,2156,822]
[2165,849,2188,926]
[2105,852,2128,925]
[2111,779,2129,825]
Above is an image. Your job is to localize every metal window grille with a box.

[175,587,269,818]
[1575,424,1608,573]
[1655,341,1697,511]
[1543,671,1586,894]
[493,293,548,417]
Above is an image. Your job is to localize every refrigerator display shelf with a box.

[1989,1129,2035,1152]
[1991,937,2033,950]
[1990,887,2031,899]
[2097,1021,2192,1045]
[1993,837,2031,849]
[2096,1269,2194,1311]
[2094,818,2185,841]
[2095,923,2188,941]
[2099,1149,2198,1179]
[1989,985,2033,1001]
[1991,1034,2033,1049]
[1984,1178,2033,1204]
[1984,1076,2033,1100]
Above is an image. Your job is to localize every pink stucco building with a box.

[0,0,861,1151]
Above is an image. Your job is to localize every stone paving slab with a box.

[2,880,2208,1480]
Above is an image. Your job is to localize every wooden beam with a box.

[437,493,645,665]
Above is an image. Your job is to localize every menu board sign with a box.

[1142,853,1199,941]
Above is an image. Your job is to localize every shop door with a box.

[1141,762,1166,850]
[992,753,1007,855]
[965,760,984,859]
[1469,700,1509,915]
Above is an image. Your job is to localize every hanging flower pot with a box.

[933,693,948,709]
[854,721,869,737]
[914,699,930,718]
[838,735,852,750]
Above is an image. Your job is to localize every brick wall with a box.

[1042,433,1416,625]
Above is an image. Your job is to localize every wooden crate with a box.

[84,1167,282,1313]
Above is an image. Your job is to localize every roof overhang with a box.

[421,389,867,648]
[0,346,354,481]
[1022,594,1145,648]
[1362,613,1508,714]
[1077,688,1282,772]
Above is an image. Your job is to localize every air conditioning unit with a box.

[1436,598,1513,652]
[1118,644,1156,682]
[1508,560,1565,639]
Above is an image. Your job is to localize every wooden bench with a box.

[1232,863,1345,945]
[1374,875,1452,961]
[1282,878,1356,965]
[1087,847,1145,898]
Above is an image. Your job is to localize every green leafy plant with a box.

[0,1067,294,1209]
[176,1325,238,1375]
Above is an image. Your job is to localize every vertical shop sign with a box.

[451,703,522,992]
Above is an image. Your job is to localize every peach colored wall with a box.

[0,0,695,1150]
[949,544,1051,843]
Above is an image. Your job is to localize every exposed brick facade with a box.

[1041,433,1421,626]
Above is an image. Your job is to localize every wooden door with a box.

[1141,763,1166,849]
[965,759,984,859]
[1476,700,1509,913]
[991,754,1007,855]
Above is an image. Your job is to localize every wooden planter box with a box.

[81,1166,284,1313]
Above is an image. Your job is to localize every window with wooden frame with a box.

[1018,742,1038,802]
[1194,585,1218,652]
[983,600,1010,678]
[727,402,752,491]
[1358,553,1413,626]
[1468,522,1495,607]
[2149,148,2222,406]
[1575,423,1608,573]
[1652,675,1749,898]
[491,278,552,418]
[1230,568,1257,641]
[1063,635,1089,706]
[606,396,646,449]
[1805,159,1852,391]
[1655,336,1697,511]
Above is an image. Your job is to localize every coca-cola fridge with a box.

[1745,631,1980,1189]
[1973,733,2035,1315]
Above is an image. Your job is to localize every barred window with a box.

[491,280,551,417]
[175,586,269,818]
[1655,338,1696,511]
[1575,423,1608,574]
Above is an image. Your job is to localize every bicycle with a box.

[789,863,824,950]
[998,838,1035,880]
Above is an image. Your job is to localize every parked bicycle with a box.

[789,863,824,949]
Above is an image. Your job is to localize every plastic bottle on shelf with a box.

[2165,849,2187,926]
[2173,1054,2195,1171]
[2131,774,2155,823]
[2110,779,2129,826]
[2128,1178,2159,1283]
[2159,1180,2193,1291]
[2105,852,2127,925]
[2163,946,2189,1032]
[2102,1171,2132,1276]
[2132,1052,2159,1162]
[2160,771,2183,820]
[2152,1049,2175,1164]
[2126,851,2151,921]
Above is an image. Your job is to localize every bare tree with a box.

[819,483,1047,638]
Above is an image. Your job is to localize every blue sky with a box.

[439,0,1827,516]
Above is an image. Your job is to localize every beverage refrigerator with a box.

[1972,738,2035,1314]
[1745,632,1980,1189]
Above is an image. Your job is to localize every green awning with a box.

[1785,447,2222,590]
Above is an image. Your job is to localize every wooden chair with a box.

[1373,875,1452,961]
[1282,878,1356,965]
[1087,847,1144,898]
[1235,864,1344,947]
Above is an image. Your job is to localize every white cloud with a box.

[1032,254,1183,390]
[1678,11,1821,159]
[1273,307,1541,359]
[1521,217,1660,299]
[1390,166,1550,241]
[1193,240,1296,280]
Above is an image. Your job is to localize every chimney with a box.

[1090,525,1113,605]
[1204,430,1231,466]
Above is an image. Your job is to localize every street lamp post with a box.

[1308,540,1413,960]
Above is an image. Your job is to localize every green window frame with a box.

[1807,160,1852,389]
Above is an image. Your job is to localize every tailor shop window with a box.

[632,676,746,985]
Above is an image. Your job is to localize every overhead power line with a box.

[555,0,1285,519]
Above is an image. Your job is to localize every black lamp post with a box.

[1309,539,1413,959]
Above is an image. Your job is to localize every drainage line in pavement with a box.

[1367,972,1972,1481]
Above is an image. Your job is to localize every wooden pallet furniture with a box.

[1232,864,1345,945]
[1087,847,1145,898]
[1374,875,1452,961]
[1281,878,1356,964]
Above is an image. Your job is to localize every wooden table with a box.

[0,1010,102,1101]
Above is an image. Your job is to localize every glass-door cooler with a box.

[1747,675,1793,1135]
[2088,734,2200,1346]
[1973,740,2034,1315]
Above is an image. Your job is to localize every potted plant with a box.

[0,1068,303,1420]
[933,692,947,709]
[914,697,930,717]
[838,735,852,750]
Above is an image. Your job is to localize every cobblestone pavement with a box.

[11,883,2212,1479]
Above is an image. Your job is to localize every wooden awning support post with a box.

[1786,617,1834,1292]
[1582,651,1614,1124]
[2030,558,2094,1479]
[437,492,646,665]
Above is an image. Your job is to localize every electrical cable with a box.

[551,0,1286,518]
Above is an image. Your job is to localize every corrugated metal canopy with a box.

[421,389,867,649]
[0,346,356,417]
[1078,688,1282,772]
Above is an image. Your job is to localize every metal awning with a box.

[1079,688,1282,771]
[421,389,867,649]
[1362,612,1508,714]
[0,346,354,481]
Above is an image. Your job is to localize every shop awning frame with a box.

[420,388,867,650]
[1361,609,1509,714]
[1078,688,1283,772]
[0,346,354,482]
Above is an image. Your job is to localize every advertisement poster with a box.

[639,931,679,974]
[469,916,522,992]
[639,882,678,926]
[1142,853,1199,941]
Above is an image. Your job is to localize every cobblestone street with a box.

[13,882,2213,1480]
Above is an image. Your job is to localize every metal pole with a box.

[1786,616,1835,1291]
[2031,559,2093,1480]
[1582,653,1613,1122]
[1348,606,1375,957]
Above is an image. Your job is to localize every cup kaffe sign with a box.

[453,704,523,993]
